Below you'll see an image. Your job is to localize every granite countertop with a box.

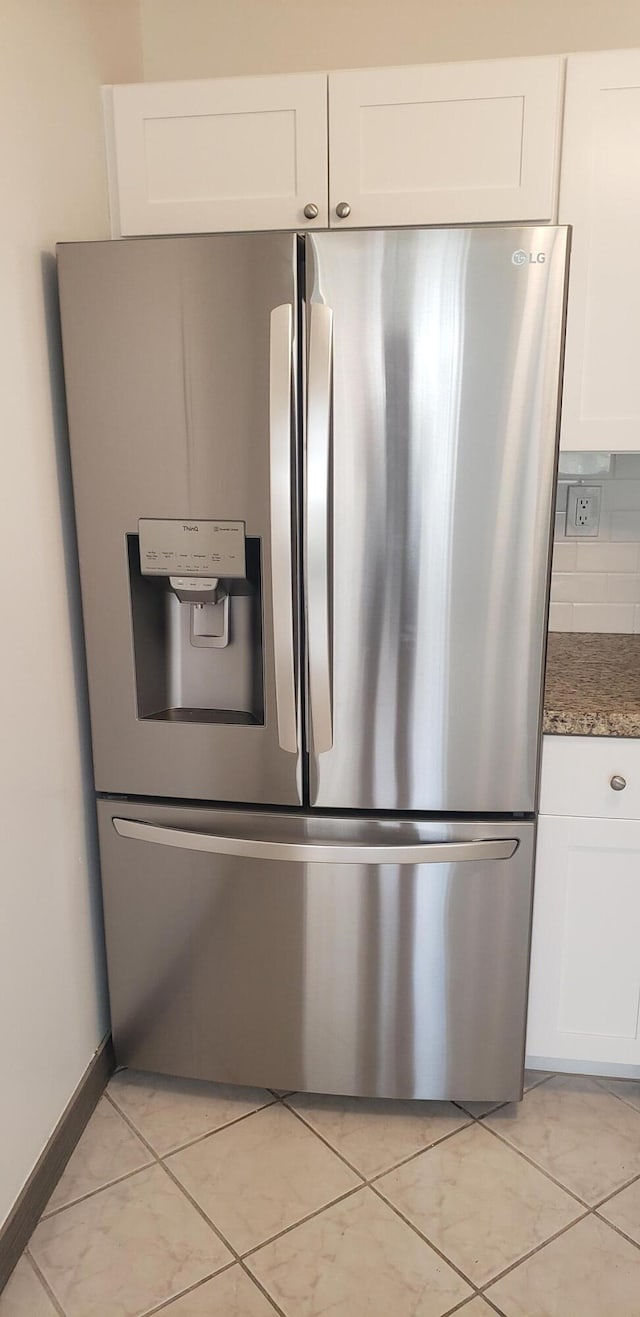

[543,632,640,737]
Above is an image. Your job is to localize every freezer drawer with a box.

[97,801,535,1101]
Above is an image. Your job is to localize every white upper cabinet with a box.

[107,73,328,235]
[560,51,640,452]
[327,58,564,228]
[105,56,565,237]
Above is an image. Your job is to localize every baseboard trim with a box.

[0,1033,115,1294]
[526,1054,640,1080]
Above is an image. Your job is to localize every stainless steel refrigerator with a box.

[57,225,568,1101]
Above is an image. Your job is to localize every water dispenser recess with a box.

[127,526,263,727]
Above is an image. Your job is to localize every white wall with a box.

[140,0,640,79]
[0,0,142,1229]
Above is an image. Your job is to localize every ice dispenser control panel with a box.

[139,519,246,579]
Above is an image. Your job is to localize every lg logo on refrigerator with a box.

[512,249,546,266]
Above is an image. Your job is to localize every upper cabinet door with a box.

[327,58,564,228]
[560,51,640,452]
[107,73,328,235]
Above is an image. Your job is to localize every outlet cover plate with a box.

[565,484,601,537]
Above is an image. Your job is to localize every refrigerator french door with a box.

[58,225,569,1101]
[305,229,568,812]
[57,233,303,807]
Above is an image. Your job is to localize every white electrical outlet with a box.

[565,484,601,537]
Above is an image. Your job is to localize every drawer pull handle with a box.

[610,775,627,791]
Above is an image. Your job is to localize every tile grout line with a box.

[106,1086,279,1157]
[236,1260,289,1317]
[365,1119,502,1190]
[481,1111,640,1225]
[238,1183,365,1262]
[366,1106,640,1301]
[453,1101,505,1119]
[39,1158,156,1220]
[137,1261,237,1317]
[365,1116,477,1180]
[159,1136,369,1279]
[155,1161,292,1317]
[469,1072,640,1217]
[475,1119,593,1210]
[477,1202,640,1301]
[592,1164,640,1211]
[479,1294,509,1317]
[275,1101,367,1182]
[372,1168,605,1305]
[159,1157,247,1262]
[441,1295,487,1317]
[103,1088,164,1157]
[476,1211,592,1296]
[594,1079,640,1119]
[153,1096,411,1274]
[591,1210,640,1254]
[524,1072,556,1090]
[284,1096,475,1184]
[138,1258,287,1317]
[366,1121,631,1301]
[368,1180,480,1297]
[24,1248,67,1317]
[453,1070,555,1121]
[592,1169,640,1216]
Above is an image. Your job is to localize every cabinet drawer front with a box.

[328,57,563,228]
[540,735,640,820]
[108,73,328,235]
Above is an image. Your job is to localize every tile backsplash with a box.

[550,453,640,633]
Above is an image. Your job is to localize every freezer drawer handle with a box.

[306,302,334,754]
[112,818,518,865]
[269,304,298,753]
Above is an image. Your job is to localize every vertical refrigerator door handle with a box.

[269,304,297,753]
[306,303,334,754]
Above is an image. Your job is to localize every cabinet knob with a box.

[303,202,319,220]
[335,201,351,219]
[610,775,627,791]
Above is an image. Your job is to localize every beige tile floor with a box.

[3,1070,640,1316]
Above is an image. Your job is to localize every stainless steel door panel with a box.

[58,234,301,804]
[305,227,569,813]
[98,800,534,1101]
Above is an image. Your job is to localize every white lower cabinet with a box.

[527,812,640,1071]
